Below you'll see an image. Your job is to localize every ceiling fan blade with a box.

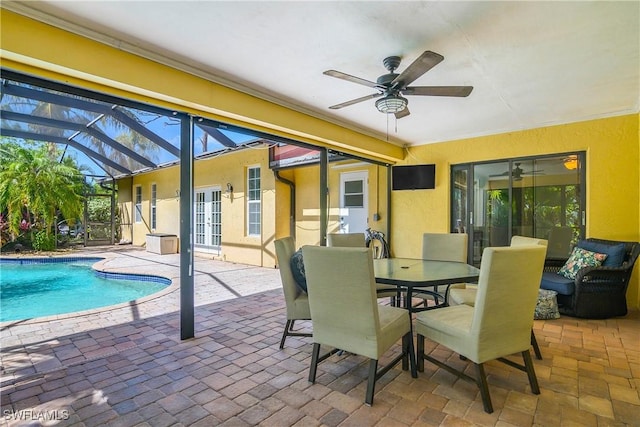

[403,86,474,97]
[390,51,444,89]
[328,93,382,109]
[323,70,380,89]
[395,107,410,119]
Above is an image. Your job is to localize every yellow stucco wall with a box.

[388,114,640,308]
[288,161,389,249]
[117,147,277,267]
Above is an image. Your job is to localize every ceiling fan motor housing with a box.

[378,56,402,88]
[383,56,402,72]
[377,73,399,87]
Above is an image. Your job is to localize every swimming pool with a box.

[0,257,170,322]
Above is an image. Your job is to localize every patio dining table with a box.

[373,257,481,313]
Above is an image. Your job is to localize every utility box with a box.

[146,233,178,255]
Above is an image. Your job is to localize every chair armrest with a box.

[576,264,631,281]
[573,265,632,294]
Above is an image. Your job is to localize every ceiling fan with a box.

[323,50,473,119]
[489,163,545,181]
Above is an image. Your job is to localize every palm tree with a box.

[3,81,164,176]
[0,141,86,240]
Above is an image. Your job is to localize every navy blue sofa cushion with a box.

[577,240,626,267]
[290,248,307,292]
[540,271,574,295]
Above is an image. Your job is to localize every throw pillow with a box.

[290,249,307,292]
[576,240,627,267]
[557,247,608,280]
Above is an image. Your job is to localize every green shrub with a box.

[33,230,56,251]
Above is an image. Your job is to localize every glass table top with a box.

[373,258,480,288]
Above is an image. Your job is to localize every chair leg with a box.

[279,319,293,349]
[522,350,540,395]
[474,362,493,414]
[365,359,378,406]
[401,331,417,378]
[416,334,425,372]
[308,343,321,383]
[530,330,542,360]
[279,319,312,349]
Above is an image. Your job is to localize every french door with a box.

[452,153,585,266]
[195,187,222,254]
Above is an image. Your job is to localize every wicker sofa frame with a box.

[543,238,639,319]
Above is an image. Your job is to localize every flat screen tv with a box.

[392,164,436,190]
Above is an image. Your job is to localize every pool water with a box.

[0,259,169,321]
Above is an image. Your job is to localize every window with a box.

[343,179,364,208]
[247,166,261,236]
[135,186,142,223]
[150,184,157,230]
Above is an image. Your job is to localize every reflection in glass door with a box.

[452,153,585,266]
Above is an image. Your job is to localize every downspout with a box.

[274,170,296,240]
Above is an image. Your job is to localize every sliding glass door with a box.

[452,153,585,266]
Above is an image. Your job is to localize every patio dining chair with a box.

[327,232,365,247]
[415,244,547,413]
[302,245,416,405]
[274,237,312,349]
[327,232,399,305]
[417,232,468,307]
[448,235,548,359]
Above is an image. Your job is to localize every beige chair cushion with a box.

[448,284,478,306]
[422,233,469,305]
[422,233,468,262]
[447,236,548,306]
[275,237,311,320]
[510,235,549,248]
[416,245,547,363]
[327,232,366,247]
[328,232,396,299]
[302,245,410,360]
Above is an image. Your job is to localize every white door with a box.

[195,187,222,254]
[339,171,368,233]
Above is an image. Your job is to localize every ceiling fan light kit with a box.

[376,94,408,114]
[324,50,473,119]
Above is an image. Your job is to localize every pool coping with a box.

[0,255,178,326]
